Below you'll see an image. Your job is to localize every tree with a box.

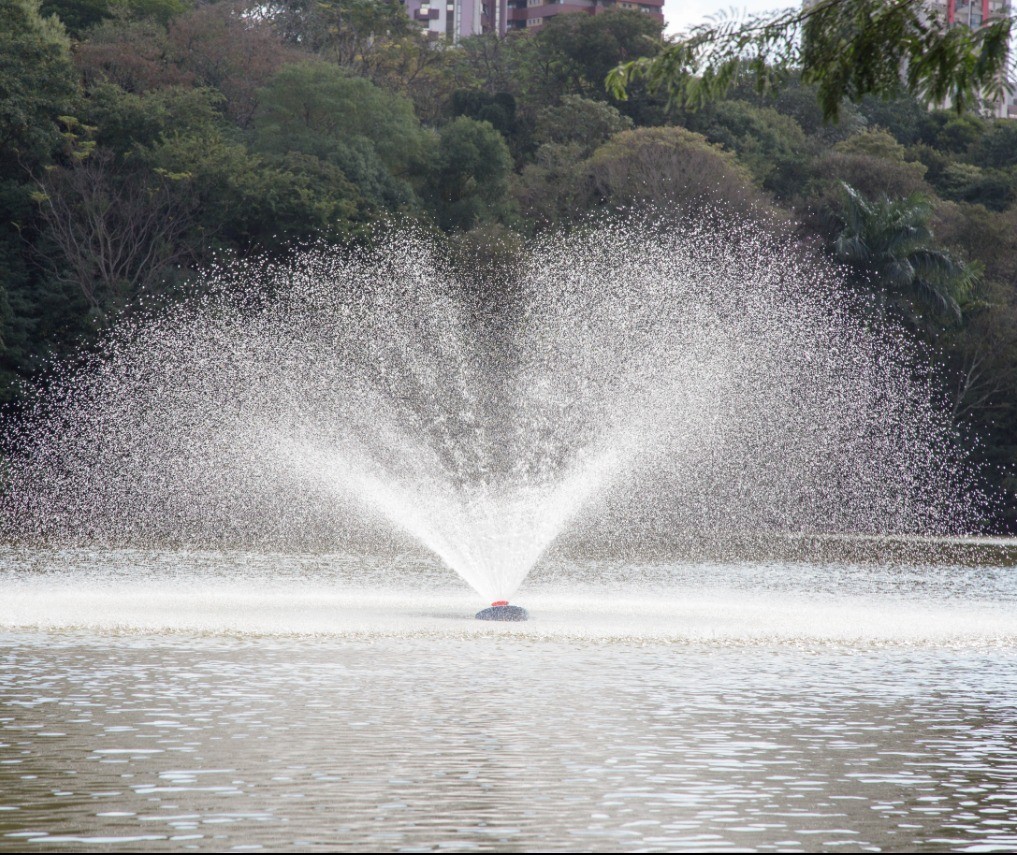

[927,200,1017,529]
[757,74,866,142]
[0,0,80,394]
[813,129,931,199]
[81,83,222,155]
[39,0,110,36]
[969,121,1017,170]
[34,148,197,317]
[253,61,430,212]
[424,117,513,231]
[919,111,987,152]
[0,0,76,160]
[583,125,777,219]
[607,0,1011,122]
[512,142,589,231]
[933,162,1015,210]
[857,91,931,146]
[536,10,662,101]
[533,95,632,156]
[74,18,193,93]
[831,183,976,329]
[450,90,517,137]
[41,0,191,36]
[254,62,427,175]
[676,99,809,195]
[143,132,369,252]
[369,35,470,127]
[269,0,415,70]
[512,97,634,228]
[166,1,299,127]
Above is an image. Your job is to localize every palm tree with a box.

[832,182,977,331]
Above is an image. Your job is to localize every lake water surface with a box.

[1,548,1016,852]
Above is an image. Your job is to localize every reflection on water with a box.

[2,639,1017,852]
[1,549,1016,851]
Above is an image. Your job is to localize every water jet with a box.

[0,219,982,603]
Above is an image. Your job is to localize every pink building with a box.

[927,0,1013,116]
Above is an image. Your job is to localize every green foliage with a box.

[812,130,930,200]
[253,61,429,212]
[935,203,1017,286]
[512,143,589,231]
[120,0,190,24]
[143,132,367,251]
[450,91,517,137]
[607,0,1011,122]
[764,76,867,142]
[39,0,110,35]
[934,162,1015,210]
[584,125,776,220]
[969,122,1017,170]
[923,111,987,153]
[0,0,77,159]
[858,92,931,146]
[677,99,809,194]
[2,0,1017,527]
[424,117,513,231]
[538,10,662,100]
[0,0,82,391]
[254,61,426,174]
[272,0,415,73]
[512,95,634,230]
[82,84,222,154]
[533,95,632,157]
[834,128,908,161]
[832,183,976,328]
[40,0,191,34]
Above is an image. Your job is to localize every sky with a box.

[662,0,792,35]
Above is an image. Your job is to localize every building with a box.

[506,0,664,33]
[932,0,1008,30]
[404,0,664,40]
[800,0,1013,116]
[404,0,508,39]
[926,0,1014,116]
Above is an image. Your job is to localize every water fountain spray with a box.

[0,218,982,618]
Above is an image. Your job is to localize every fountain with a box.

[0,218,983,616]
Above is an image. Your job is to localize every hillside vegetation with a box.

[2,0,1016,529]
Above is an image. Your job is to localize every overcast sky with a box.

[662,0,792,35]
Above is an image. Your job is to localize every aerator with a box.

[475,600,529,621]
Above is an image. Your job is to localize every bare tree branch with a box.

[34,149,196,318]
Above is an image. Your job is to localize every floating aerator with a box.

[475,600,529,621]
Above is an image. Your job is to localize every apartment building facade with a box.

[404,0,504,39]
[403,0,663,40]
[505,0,663,32]
[932,0,1009,29]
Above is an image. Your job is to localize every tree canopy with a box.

[607,0,1013,121]
[2,0,1017,528]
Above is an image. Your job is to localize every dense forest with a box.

[2,0,1016,531]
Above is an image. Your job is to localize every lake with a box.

[1,547,1015,852]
